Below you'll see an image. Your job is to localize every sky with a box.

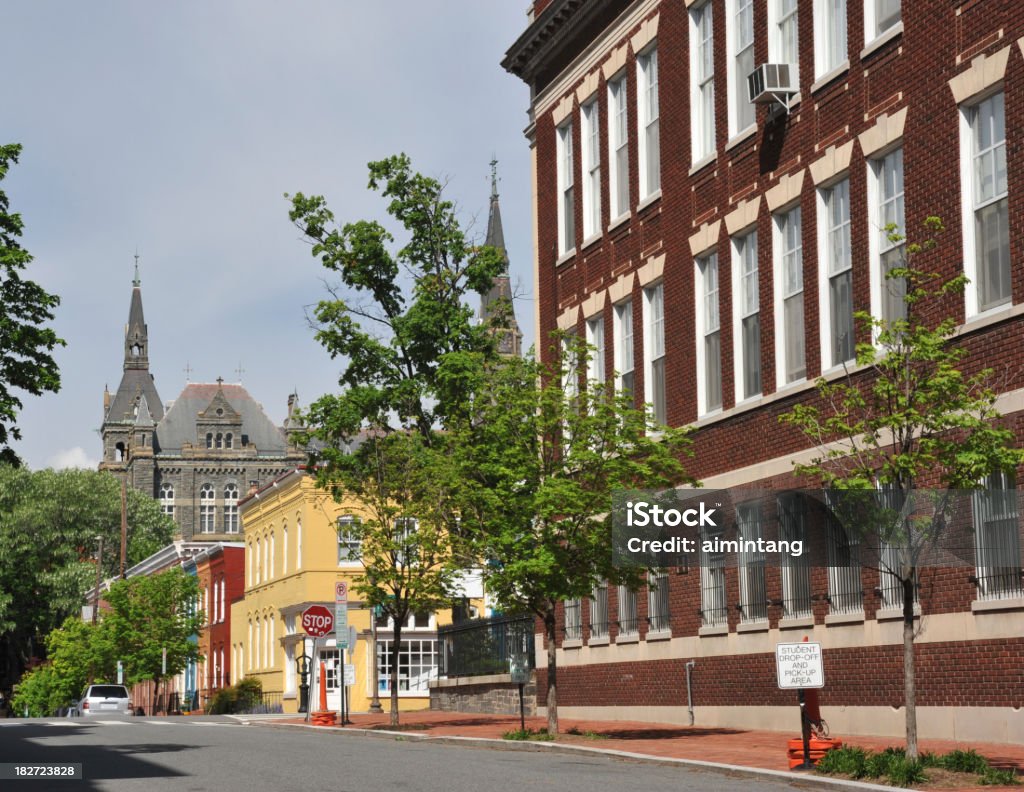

[4,1,536,471]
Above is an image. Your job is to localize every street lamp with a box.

[92,535,105,625]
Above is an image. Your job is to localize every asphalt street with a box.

[0,716,816,792]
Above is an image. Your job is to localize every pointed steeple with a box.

[125,258,149,372]
[480,159,522,358]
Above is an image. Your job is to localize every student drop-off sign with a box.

[775,642,825,689]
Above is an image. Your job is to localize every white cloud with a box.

[47,447,99,471]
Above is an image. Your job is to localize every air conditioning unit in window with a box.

[747,63,798,113]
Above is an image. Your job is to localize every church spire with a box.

[480,159,522,358]
[124,258,149,371]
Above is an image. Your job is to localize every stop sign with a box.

[301,605,334,637]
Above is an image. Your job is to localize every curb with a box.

[257,721,899,791]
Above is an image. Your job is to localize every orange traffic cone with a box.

[312,660,337,726]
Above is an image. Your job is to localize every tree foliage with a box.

[443,338,695,733]
[0,144,64,466]
[780,218,1024,758]
[102,568,202,701]
[0,466,176,694]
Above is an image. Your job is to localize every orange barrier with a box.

[312,710,338,726]
[788,737,843,769]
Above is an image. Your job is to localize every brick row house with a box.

[503,0,1024,742]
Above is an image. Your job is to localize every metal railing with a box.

[438,613,535,678]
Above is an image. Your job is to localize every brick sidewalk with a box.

[278,709,1024,791]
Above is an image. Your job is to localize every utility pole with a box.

[120,476,128,578]
[92,536,104,625]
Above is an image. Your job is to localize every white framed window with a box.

[774,206,806,385]
[589,581,609,639]
[865,0,900,43]
[696,253,723,414]
[255,538,261,584]
[211,582,218,625]
[253,618,260,669]
[282,523,288,573]
[394,517,418,567]
[617,585,638,636]
[961,92,1010,316]
[727,0,756,137]
[296,519,302,570]
[637,46,660,200]
[690,1,716,163]
[607,73,630,221]
[337,515,362,564]
[868,147,906,326]
[581,98,601,241]
[556,120,575,256]
[614,299,634,398]
[219,578,225,622]
[564,598,582,640]
[223,483,239,533]
[768,0,799,79]
[159,482,175,520]
[643,283,667,424]
[700,522,727,627]
[263,533,269,582]
[586,313,606,385]
[814,0,848,79]
[561,332,579,404]
[647,571,670,633]
[733,230,761,401]
[737,502,767,622]
[266,614,274,669]
[375,639,438,695]
[199,483,216,534]
[817,178,854,368]
[778,493,812,617]
[973,471,1022,600]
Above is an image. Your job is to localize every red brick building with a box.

[504,0,1024,742]
[194,543,244,704]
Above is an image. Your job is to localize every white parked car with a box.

[77,684,132,716]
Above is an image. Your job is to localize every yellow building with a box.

[229,468,473,715]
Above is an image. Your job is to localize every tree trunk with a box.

[390,621,401,727]
[545,605,558,735]
[902,574,918,760]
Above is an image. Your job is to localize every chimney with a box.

[247,480,260,497]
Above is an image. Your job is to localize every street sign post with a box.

[509,654,530,732]
[776,641,825,771]
[301,605,334,638]
[334,582,349,649]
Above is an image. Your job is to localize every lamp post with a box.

[92,535,104,625]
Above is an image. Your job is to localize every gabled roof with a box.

[106,369,165,424]
[155,382,290,454]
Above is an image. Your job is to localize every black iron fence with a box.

[439,614,535,678]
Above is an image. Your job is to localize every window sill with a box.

[972,596,1024,613]
[636,190,662,214]
[556,248,577,267]
[645,629,672,642]
[810,60,850,94]
[608,212,631,232]
[861,23,903,61]
[735,393,763,409]
[725,124,758,152]
[825,611,864,626]
[587,636,610,647]
[779,616,815,630]
[689,153,717,176]
[876,604,920,621]
[736,620,769,633]
[961,300,1020,333]
[819,360,856,379]
[581,232,602,252]
[562,638,583,649]
[615,633,639,644]
[698,624,729,637]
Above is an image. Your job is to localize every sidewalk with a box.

[267,709,1024,791]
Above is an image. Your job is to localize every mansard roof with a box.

[155,382,290,454]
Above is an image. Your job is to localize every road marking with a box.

[141,719,173,725]
[189,721,245,727]
[95,720,132,726]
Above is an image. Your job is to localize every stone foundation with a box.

[429,673,537,716]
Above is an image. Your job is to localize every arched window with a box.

[215,432,223,449]
[296,519,302,570]
[159,483,175,519]
[206,433,213,449]
[223,484,239,533]
[115,442,126,462]
[247,541,253,586]
[225,433,233,449]
[199,484,216,533]
[282,522,288,573]
[255,538,261,584]
[269,532,276,579]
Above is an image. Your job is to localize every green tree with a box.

[0,466,176,695]
[290,155,507,724]
[323,431,463,725]
[0,144,64,466]
[103,568,203,707]
[443,339,695,734]
[780,218,1023,759]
